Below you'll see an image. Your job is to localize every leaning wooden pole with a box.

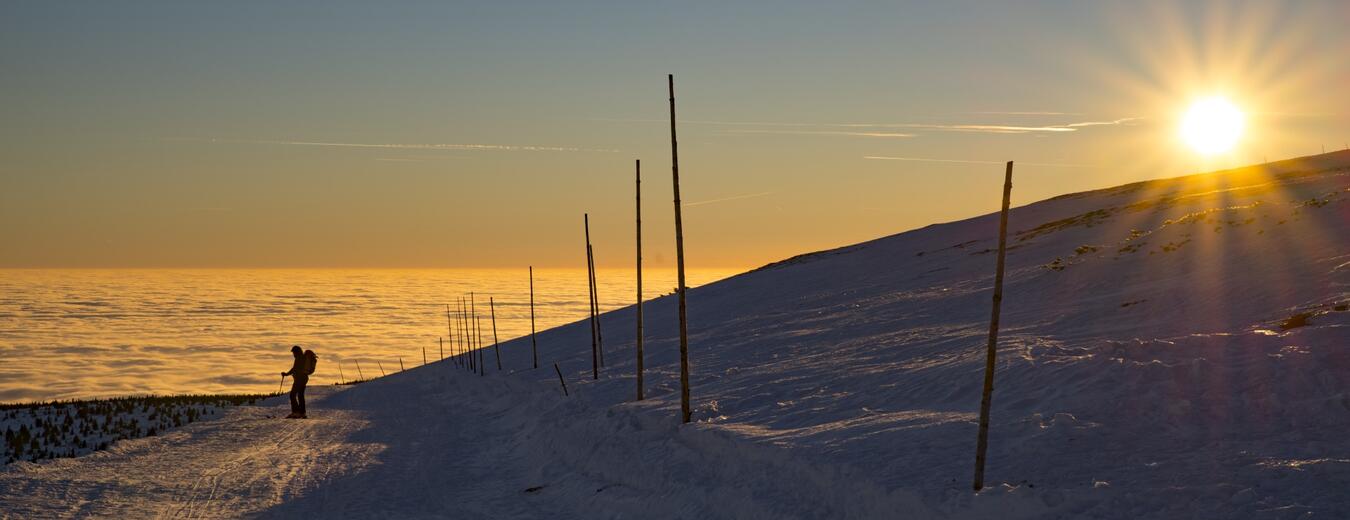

[585,214,599,380]
[490,297,502,371]
[973,161,1014,492]
[451,309,460,367]
[476,314,485,377]
[378,361,386,377]
[439,336,444,361]
[669,73,692,423]
[635,158,645,401]
[554,362,569,396]
[461,297,472,372]
[472,292,484,377]
[590,242,605,368]
[529,266,538,369]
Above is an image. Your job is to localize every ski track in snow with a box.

[2,152,1350,519]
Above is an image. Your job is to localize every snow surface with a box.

[1,152,1347,519]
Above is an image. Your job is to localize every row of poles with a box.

[390,75,1015,491]
[424,75,693,422]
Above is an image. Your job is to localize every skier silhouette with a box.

[281,345,317,419]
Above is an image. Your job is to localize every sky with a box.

[2,0,1347,269]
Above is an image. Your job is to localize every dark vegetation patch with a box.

[2,393,270,465]
[1279,312,1313,330]
[1074,245,1100,255]
[1120,300,1147,308]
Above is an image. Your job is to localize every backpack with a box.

[303,350,317,376]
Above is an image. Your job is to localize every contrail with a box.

[685,192,774,207]
[863,156,1097,168]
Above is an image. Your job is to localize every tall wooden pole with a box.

[439,336,444,361]
[973,161,1014,492]
[339,361,346,384]
[529,266,538,369]
[585,214,599,380]
[669,74,692,423]
[356,360,365,380]
[635,158,645,401]
[490,297,502,371]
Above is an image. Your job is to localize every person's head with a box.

[291,345,303,357]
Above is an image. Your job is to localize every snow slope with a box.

[1,152,1347,519]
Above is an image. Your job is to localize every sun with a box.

[1180,97,1245,155]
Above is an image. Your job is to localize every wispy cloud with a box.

[597,117,1141,135]
[721,129,915,138]
[169,137,620,153]
[684,191,774,207]
[863,156,1098,168]
[963,111,1085,116]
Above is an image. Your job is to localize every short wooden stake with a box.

[553,363,569,396]
[399,357,404,372]
[377,361,386,377]
[973,161,1014,492]
[356,360,365,381]
[338,361,346,384]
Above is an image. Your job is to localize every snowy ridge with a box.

[1,152,1347,519]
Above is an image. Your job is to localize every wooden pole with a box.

[635,158,645,401]
[338,361,346,384]
[973,161,1014,492]
[476,314,485,377]
[462,297,473,372]
[490,297,502,371]
[439,336,444,361]
[529,266,538,369]
[669,73,692,424]
[377,361,386,377]
[472,294,482,375]
[399,357,404,372]
[356,360,365,381]
[446,304,454,362]
[422,347,427,366]
[553,363,569,396]
[585,214,598,380]
[590,242,605,368]
[458,298,467,369]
